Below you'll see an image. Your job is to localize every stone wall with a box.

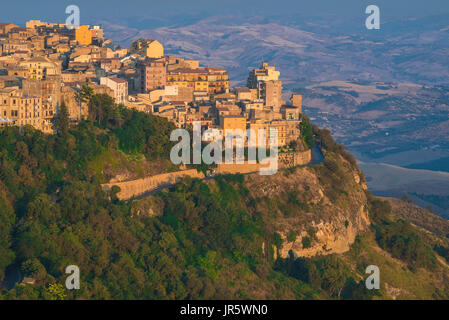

[102,149,312,200]
[278,149,312,168]
[102,169,205,200]
[216,163,263,174]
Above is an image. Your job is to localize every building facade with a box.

[137,58,167,93]
[75,25,92,46]
[100,77,129,104]
[247,62,282,111]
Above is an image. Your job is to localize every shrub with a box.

[287,230,298,242]
[302,236,312,249]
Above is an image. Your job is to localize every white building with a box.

[100,77,128,104]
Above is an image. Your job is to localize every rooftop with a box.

[109,77,127,84]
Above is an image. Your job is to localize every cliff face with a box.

[245,151,370,259]
[278,203,369,258]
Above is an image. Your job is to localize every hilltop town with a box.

[3,18,449,302]
[0,21,303,150]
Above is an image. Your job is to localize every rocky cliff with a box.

[245,150,370,259]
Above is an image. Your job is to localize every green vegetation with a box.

[1,95,449,300]
[299,114,314,150]
[0,97,315,299]
[368,195,437,271]
[313,125,357,168]
[272,126,449,299]
[274,253,378,299]
[301,236,312,249]
[287,230,297,242]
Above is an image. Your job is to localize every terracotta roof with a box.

[109,77,127,83]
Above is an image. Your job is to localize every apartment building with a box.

[75,25,92,46]
[167,67,229,95]
[167,56,200,71]
[137,57,167,93]
[18,56,61,80]
[247,62,283,111]
[262,79,283,112]
[0,23,19,35]
[207,67,229,94]
[100,77,129,104]
[0,87,46,131]
[130,39,164,58]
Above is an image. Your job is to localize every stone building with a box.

[100,77,129,104]
[75,25,92,46]
[0,87,46,131]
[167,67,229,95]
[130,39,164,59]
[137,57,167,93]
[220,115,247,132]
[18,56,61,80]
[247,62,283,111]
[290,93,302,113]
[0,23,19,35]
[167,56,200,71]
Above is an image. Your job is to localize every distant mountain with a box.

[301,81,449,165]
[101,14,449,86]
[302,81,449,217]
[360,161,449,218]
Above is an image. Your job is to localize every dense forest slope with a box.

[1,95,449,299]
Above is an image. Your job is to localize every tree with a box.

[54,102,69,138]
[45,283,67,300]
[0,194,15,278]
[20,258,46,279]
[302,236,312,248]
[299,115,314,149]
[53,102,74,159]
[314,255,349,297]
[75,84,94,105]
[401,194,413,204]
[75,84,94,121]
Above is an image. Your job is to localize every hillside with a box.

[359,162,449,219]
[1,96,449,299]
[101,13,449,86]
[301,80,449,219]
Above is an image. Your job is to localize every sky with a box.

[1,0,449,27]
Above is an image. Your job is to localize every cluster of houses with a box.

[0,20,303,148]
